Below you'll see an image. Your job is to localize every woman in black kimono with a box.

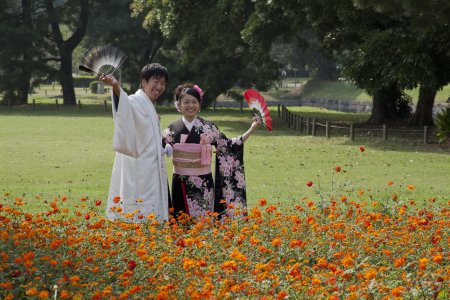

[163,83,261,219]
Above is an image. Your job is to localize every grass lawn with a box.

[1,104,449,213]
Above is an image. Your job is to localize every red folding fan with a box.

[243,89,272,131]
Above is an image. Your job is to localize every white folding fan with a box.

[79,45,127,76]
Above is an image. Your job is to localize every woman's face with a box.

[180,94,200,122]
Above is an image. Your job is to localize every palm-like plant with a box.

[435,108,450,143]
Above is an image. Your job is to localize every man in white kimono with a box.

[100,63,169,223]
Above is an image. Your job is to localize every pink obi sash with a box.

[173,143,212,176]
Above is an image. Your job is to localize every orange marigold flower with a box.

[230,249,247,262]
[316,258,328,268]
[335,166,341,172]
[341,255,354,267]
[340,196,347,202]
[80,196,87,201]
[113,196,121,203]
[59,290,71,299]
[271,237,282,247]
[432,254,443,264]
[419,258,428,270]
[38,291,49,299]
[387,181,394,186]
[394,257,406,268]
[289,240,303,248]
[407,185,416,190]
[258,198,267,206]
[391,287,405,297]
[276,290,288,300]
[311,276,321,285]
[221,260,237,272]
[26,288,38,296]
[364,268,377,280]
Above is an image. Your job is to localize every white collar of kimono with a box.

[182,116,197,131]
[137,89,156,104]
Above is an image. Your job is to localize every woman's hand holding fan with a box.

[243,89,273,131]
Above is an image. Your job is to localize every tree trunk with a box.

[409,86,436,126]
[60,50,77,105]
[45,0,88,105]
[367,85,400,125]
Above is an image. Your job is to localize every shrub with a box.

[435,107,450,143]
[73,76,96,88]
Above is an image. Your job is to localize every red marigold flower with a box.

[359,145,365,152]
[113,196,121,203]
[335,166,341,172]
[306,181,313,187]
[84,214,90,220]
[128,260,137,271]
[95,200,102,206]
[258,198,267,206]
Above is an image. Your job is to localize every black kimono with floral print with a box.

[163,117,246,218]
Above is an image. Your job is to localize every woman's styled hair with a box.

[173,83,204,112]
[139,63,169,86]
[174,83,202,102]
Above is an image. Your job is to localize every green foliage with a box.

[132,0,280,106]
[73,76,96,88]
[435,108,450,143]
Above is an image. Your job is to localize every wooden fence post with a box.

[32,99,36,110]
[325,121,330,138]
[383,124,387,141]
[278,104,280,118]
[104,100,107,112]
[55,99,59,110]
[78,100,81,110]
[350,124,354,141]
[312,118,316,136]
[306,118,310,135]
[423,125,428,144]
[300,116,304,133]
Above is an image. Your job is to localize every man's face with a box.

[142,76,166,101]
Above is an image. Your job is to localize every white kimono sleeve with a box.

[111,89,140,158]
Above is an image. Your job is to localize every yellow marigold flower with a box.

[26,287,38,296]
[364,268,377,280]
